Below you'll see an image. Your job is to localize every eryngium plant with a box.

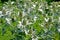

[0,0,60,40]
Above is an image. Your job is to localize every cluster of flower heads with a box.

[0,0,60,40]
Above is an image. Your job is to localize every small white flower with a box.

[22,11,26,17]
[44,18,49,22]
[24,3,27,7]
[6,11,11,16]
[32,36,38,40]
[34,16,37,22]
[58,5,60,7]
[26,20,32,25]
[3,7,5,9]
[0,15,3,18]
[0,11,3,17]
[35,2,38,4]
[32,38,38,40]
[58,28,60,32]
[33,4,36,8]
[38,9,43,12]
[18,21,23,27]
[0,11,2,14]
[24,30,29,35]
[40,24,44,27]
[5,18,11,24]
[17,12,20,16]
[50,6,53,8]
[11,1,14,4]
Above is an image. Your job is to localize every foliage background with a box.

[0,0,60,40]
